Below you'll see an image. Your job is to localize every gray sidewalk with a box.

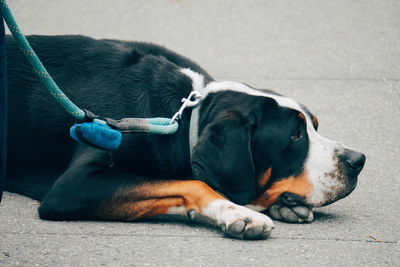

[1,0,399,266]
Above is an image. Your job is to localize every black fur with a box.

[5,35,309,220]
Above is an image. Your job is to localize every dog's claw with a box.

[244,217,253,223]
[280,206,299,223]
[292,206,311,219]
[243,225,264,239]
[268,205,283,220]
[187,209,197,220]
[227,220,246,235]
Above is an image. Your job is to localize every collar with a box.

[179,69,210,157]
[189,97,201,157]
[188,84,208,157]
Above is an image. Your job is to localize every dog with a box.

[5,35,366,239]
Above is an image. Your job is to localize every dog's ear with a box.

[191,111,256,205]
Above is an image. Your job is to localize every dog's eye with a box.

[291,129,303,141]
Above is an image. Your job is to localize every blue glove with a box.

[70,121,122,150]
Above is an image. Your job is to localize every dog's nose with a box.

[343,149,366,174]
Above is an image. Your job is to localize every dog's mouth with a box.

[275,160,365,209]
[305,172,364,208]
[277,176,358,208]
[251,161,365,210]
[313,170,362,207]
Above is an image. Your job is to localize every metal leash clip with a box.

[170,91,202,123]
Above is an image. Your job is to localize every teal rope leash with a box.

[0,0,85,120]
[0,0,193,150]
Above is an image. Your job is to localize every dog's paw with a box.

[203,200,274,239]
[267,204,313,223]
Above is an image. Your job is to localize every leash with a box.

[0,0,201,150]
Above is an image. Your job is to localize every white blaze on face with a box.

[180,69,348,206]
[302,117,347,206]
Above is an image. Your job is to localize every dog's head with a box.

[191,81,366,209]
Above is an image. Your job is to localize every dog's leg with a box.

[37,147,273,239]
[39,175,273,239]
[98,180,274,239]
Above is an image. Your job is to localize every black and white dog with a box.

[5,35,365,239]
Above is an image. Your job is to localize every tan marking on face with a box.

[251,172,313,209]
[311,115,319,130]
[258,168,272,189]
[298,112,306,121]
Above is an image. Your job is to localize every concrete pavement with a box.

[1,0,399,266]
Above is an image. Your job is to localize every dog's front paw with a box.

[203,200,274,239]
[268,204,313,223]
